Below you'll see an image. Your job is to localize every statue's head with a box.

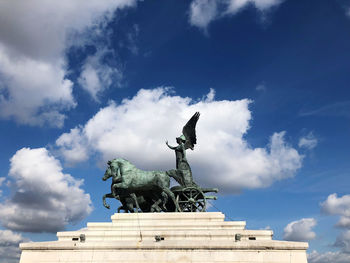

[176,135,186,144]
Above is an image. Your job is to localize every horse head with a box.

[102,159,119,181]
[102,166,112,181]
[102,158,137,183]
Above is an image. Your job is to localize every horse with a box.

[102,161,123,209]
[102,158,180,212]
[102,160,144,212]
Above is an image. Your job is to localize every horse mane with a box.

[111,158,137,170]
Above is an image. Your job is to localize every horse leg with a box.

[124,197,135,213]
[151,198,162,212]
[112,184,119,198]
[162,187,180,212]
[117,204,130,213]
[103,193,115,209]
[117,196,131,213]
[126,203,134,213]
[160,191,168,211]
[130,193,141,213]
[117,197,128,213]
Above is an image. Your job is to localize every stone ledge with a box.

[20,240,308,251]
[111,212,226,221]
[56,229,273,241]
[86,221,247,230]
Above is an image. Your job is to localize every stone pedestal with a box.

[20,212,308,262]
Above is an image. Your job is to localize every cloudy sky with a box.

[0,0,350,262]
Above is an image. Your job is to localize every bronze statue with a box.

[165,112,200,186]
[103,158,179,212]
[102,112,218,213]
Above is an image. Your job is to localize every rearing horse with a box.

[102,158,180,212]
[102,160,132,211]
[102,163,160,213]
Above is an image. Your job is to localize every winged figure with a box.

[166,112,200,186]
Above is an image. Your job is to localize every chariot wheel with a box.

[174,186,206,212]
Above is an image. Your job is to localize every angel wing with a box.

[182,112,200,150]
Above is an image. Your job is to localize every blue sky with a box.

[0,0,350,262]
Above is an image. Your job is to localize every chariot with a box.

[168,185,218,212]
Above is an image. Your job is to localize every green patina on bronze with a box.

[102,112,218,213]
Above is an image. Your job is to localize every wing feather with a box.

[182,112,200,150]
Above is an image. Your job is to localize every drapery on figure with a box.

[166,112,200,186]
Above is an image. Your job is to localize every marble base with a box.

[20,212,308,263]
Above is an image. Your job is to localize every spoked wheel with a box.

[175,186,206,212]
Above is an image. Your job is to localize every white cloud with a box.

[321,193,350,228]
[189,0,218,30]
[283,218,317,241]
[0,0,136,127]
[56,127,89,165]
[0,147,92,232]
[118,24,140,55]
[300,101,350,118]
[0,177,5,196]
[308,250,350,263]
[335,230,350,253]
[227,0,282,13]
[317,194,350,262]
[78,49,122,101]
[204,88,216,102]
[0,229,29,263]
[256,83,266,92]
[189,0,283,29]
[298,132,318,150]
[0,47,75,128]
[56,88,302,193]
[78,62,101,100]
[346,7,350,18]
